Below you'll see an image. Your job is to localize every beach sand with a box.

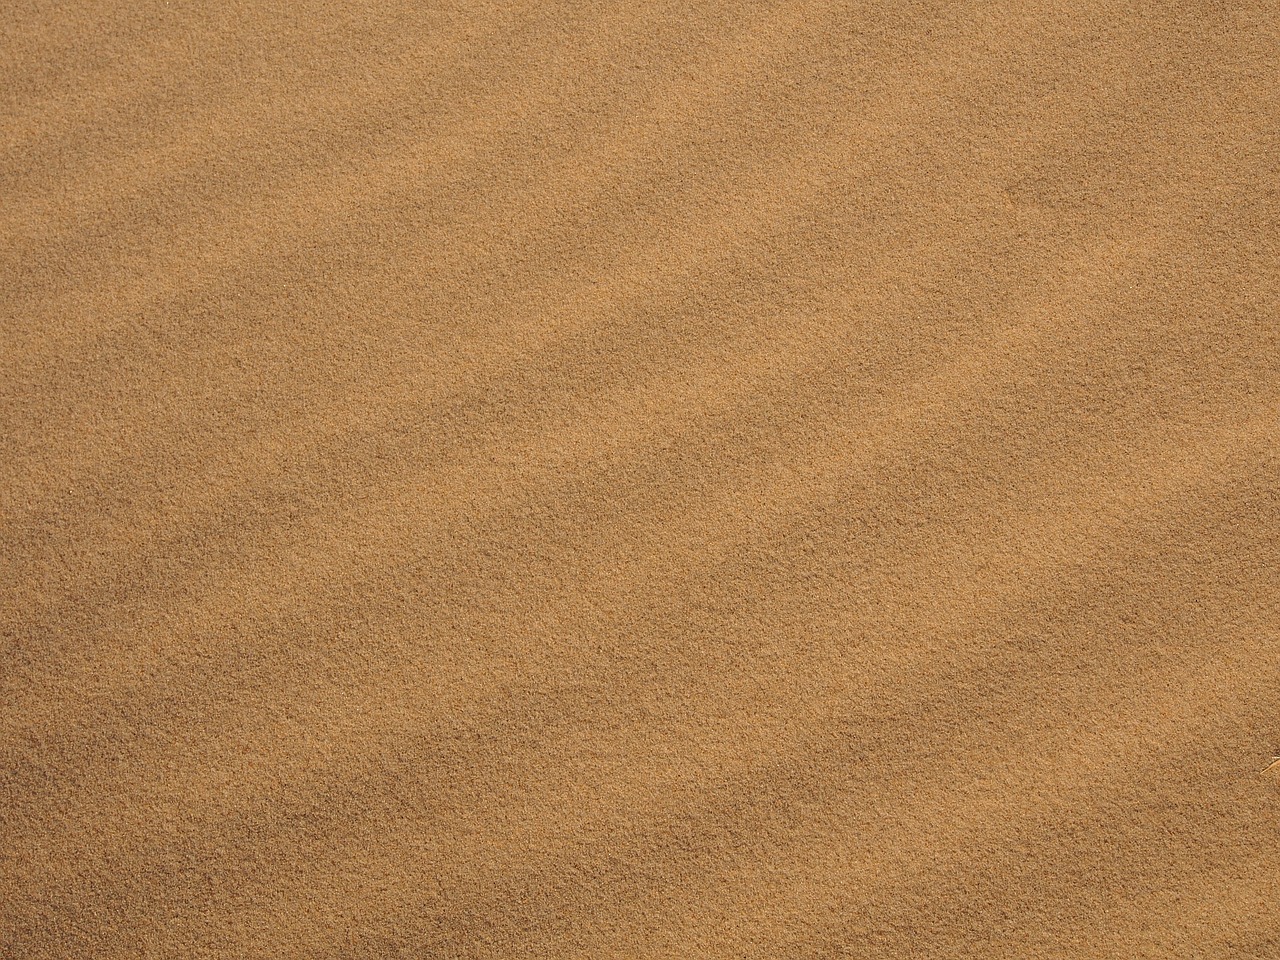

[3,2,1279,956]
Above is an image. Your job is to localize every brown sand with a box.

[2,2,1279,957]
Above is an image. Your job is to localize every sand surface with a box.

[3,2,1279,957]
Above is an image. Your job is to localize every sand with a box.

[2,1,1279,957]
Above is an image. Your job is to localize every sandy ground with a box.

[2,2,1279,957]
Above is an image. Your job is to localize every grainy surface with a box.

[2,2,1279,957]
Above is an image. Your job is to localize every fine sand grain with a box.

[2,2,1279,957]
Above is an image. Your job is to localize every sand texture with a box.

[3,1,1279,957]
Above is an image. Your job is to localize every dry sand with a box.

[2,1,1279,957]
